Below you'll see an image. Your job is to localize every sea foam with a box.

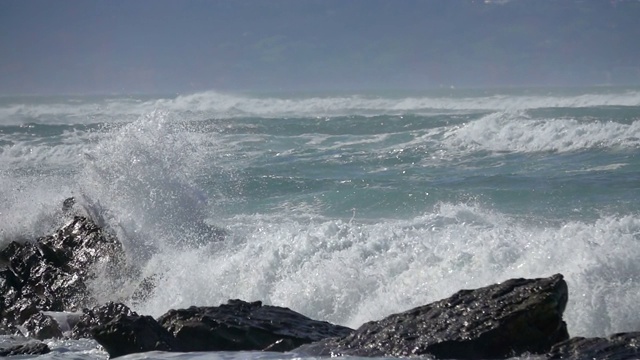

[1,90,639,125]
[2,93,639,350]
[121,203,640,339]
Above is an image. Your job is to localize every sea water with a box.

[1,87,640,359]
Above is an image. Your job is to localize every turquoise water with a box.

[1,88,640,359]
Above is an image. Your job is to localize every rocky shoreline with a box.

[1,209,639,359]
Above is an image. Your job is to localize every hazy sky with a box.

[2,0,640,94]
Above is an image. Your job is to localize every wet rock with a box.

[297,274,569,359]
[62,196,76,212]
[0,269,21,333]
[0,323,19,336]
[0,341,51,356]
[71,302,137,339]
[84,299,352,357]
[547,332,640,359]
[0,241,69,325]
[91,313,179,358]
[40,215,124,277]
[157,299,354,352]
[42,311,83,333]
[23,312,63,340]
[0,216,124,336]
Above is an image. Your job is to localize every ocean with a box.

[1,87,639,359]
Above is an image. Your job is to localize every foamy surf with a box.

[1,88,640,359]
[1,89,639,125]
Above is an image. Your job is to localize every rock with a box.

[0,268,22,333]
[0,341,51,356]
[91,313,180,358]
[23,312,63,340]
[62,196,76,212]
[40,215,124,278]
[547,332,640,359]
[0,241,69,326]
[0,323,19,336]
[157,299,354,352]
[83,299,352,358]
[296,274,569,359]
[71,302,138,339]
[41,311,83,333]
[0,215,124,336]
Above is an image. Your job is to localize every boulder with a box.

[547,332,640,359]
[296,274,569,359]
[84,299,353,357]
[39,214,125,279]
[71,302,137,339]
[157,299,354,352]
[0,268,22,333]
[0,215,124,336]
[0,323,19,336]
[0,241,73,327]
[23,312,63,340]
[91,313,179,358]
[0,341,51,356]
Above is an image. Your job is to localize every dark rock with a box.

[296,274,569,359]
[0,269,21,333]
[3,286,54,325]
[85,299,352,358]
[0,323,19,336]
[547,332,640,359]
[0,341,51,356]
[0,216,124,336]
[0,241,40,280]
[91,313,180,358]
[71,302,137,339]
[40,215,124,277]
[23,312,63,340]
[62,197,76,212]
[157,299,354,352]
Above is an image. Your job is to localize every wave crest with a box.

[2,89,639,124]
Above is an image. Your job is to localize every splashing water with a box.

[2,89,640,360]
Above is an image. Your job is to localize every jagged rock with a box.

[0,241,70,327]
[62,197,76,212]
[91,313,180,358]
[79,299,352,358]
[296,274,569,359]
[0,341,51,356]
[0,268,21,333]
[0,323,19,336]
[41,311,83,333]
[71,302,137,339]
[157,299,354,352]
[40,214,124,276]
[547,332,640,359]
[23,312,63,340]
[0,216,124,335]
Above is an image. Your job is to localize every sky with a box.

[1,0,640,95]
